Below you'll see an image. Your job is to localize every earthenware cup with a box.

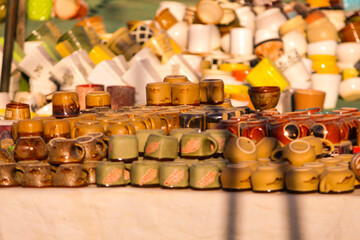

[251,165,284,192]
[199,79,225,104]
[171,82,200,106]
[241,119,267,144]
[189,162,220,190]
[75,135,107,162]
[14,136,48,162]
[136,129,166,156]
[256,137,278,159]
[268,118,300,146]
[107,85,136,110]
[271,139,316,166]
[53,163,88,187]
[310,117,341,144]
[163,75,189,84]
[48,139,85,165]
[72,120,104,138]
[248,86,280,111]
[301,135,334,157]
[130,160,161,187]
[5,103,31,120]
[224,136,257,163]
[16,119,44,139]
[0,163,20,187]
[160,161,189,189]
[179,111,206,131]
[180,132,218,159]
[96,161,125,187]
[108,135,138,162]
[43,119,71,142]
[18,162,52,188]
[146,82,172,106]
[85,91,111,109]
[294,89,326,111]
[285,166,319,193]
[0,149,15,164]
[76,84,105,110]
[221,163,253,191]
[105,121,136,136]
[52,91,80,118]
[319,166,355,193]
[157,110,181,134]
[144,134,178,161]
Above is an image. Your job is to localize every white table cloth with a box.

[1,186,359,240]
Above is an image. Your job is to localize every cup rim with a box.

[288,140,311,154]
[236,137,256,154]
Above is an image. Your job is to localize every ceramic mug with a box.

[107,85,136,110]
[189,162,220,190]
[76,84,105,110]
[268,118,300,146]
[52,91,80,118]
[144,134,178,161]
[146,82,172,106]
[251,165,284,192]
[96,161,126,187]
[199,79,225,104]
[130,160,161,187]
[53,163,88,187]
[159,161,189,189]
[221,163,253,191]
[108,135,139,162]
[48,139,85,165]
[171,82,200,106]
[285,166,319,193]
[18,162,53,188]
[14,136,48,162]
[82,161,98,185]
[85,91,111,109]
[16,119,44,139]
[271,139,316,166]
[256,137,278,159]
[179,111,206,131]
[319,166,355,193]
[75,135,107,162]
[105,121,136,136]
[136,129,166,156]
[72,120,105,138]
[43,119,71,143]
[204,129,232,157]
[301,135,334,157]
[0,163,20,187]
[180,132,218,159]
[224,136,257,163]
[241,119,267,144]
[5,103,31,120]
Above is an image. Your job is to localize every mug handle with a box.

[71,127,78,139]
[96,139,107,157]
[187,116,202,129]
[74,143,86,161]
[271,147,284,162]
[320,138,334,154]
[126,123,136,135]
[249,127,266,144]
[50,166,57,178]
[139,119,152,130]
[159,116,171,134]
[319,173,330,193]
[14,166,24,183]
[206,136,219,156]
[82,168,89,183]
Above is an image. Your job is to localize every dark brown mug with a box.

[48,139,85,165]
[5,103,31,120]
[14,136,48,162]
[17,162,52,188]
[53,163,88,187]
[43,119,71,143]
[75,135,107,161]
[52,91,80,118]
[0,163,20,187]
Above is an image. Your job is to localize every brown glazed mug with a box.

[85,91,111,109]
[199,79,225,104]
[5,103,31,120]
[171,82,200,106]
[52,91,80,118]
[43,119,71,142]
[82,161,98,184]
[53,163,88,187]
[96,116,118,130]
[14,136,48,162]
[66,116,85,138]
[163,75,189,84]
[16,119,44,139]
[75,135,107,161]
[48,139,85,165]
[268,118,300,146]
[86,132,109,146]
[146,82,172,106]
[0,163,20,187]
[107,85,136,110]
[157,110,181,134]
[72,120,105,138]
[339,21,360,43]
[18,162,53,188]
[215,119,243,136]
[76,84,105,110]
[129,117,152,132]
[290,116,314,138]
[105,121,136,136]
[310,116,341,144]
[241,119,267,144]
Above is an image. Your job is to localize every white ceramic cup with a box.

[311,73,341,109]
[167,21,189,50]
[336,42,360,65]
[157,1,187,22]
[255,29,280,45]
[308,40,337,56]
[256,8,287,32]
[282,30,307,57]
[220,33,230,53]
[235,6,256,30]
[275,49,311,89]
[209,24,221,51]
[339,77,360,101]
[230,28,253,56]
[187,24,212,54]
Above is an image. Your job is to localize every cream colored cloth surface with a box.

[0,186,359,240]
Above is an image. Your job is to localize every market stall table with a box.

[1,186,359,240]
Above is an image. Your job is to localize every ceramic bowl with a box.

[336,42,360,65]
[248,86,280,110]
[339,77,360,101]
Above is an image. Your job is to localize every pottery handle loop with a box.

[321,138,334,154]
[271,148,284,162]
[160,116,171,134]
[319,173,330,193]
[14,166,24,183]
[71,127,78,139]
[50,166,57,177]
[126,123,136,135]
[187,116,201,129]
[96,139,107,156]
[207,136,219,156]
[74,143,86,161]
[249,127,266,144]
[82,168,89,181]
